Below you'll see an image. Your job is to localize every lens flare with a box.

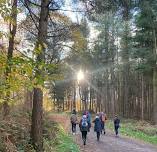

[77,70,84,81]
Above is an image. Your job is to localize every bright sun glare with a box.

[77,70,84,81]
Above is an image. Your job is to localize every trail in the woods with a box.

[51,114,157,152]
[74,127,157,152]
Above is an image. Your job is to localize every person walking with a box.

[87,111,91,132]
[114,115,120,137]
[70,109,78,134]
[79,114,89,145]
[100,112,107,134]
[93,114,102,141]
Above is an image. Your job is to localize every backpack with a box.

[71,114,77,123]
[81,117,88,128]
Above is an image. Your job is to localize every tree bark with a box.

[141,74,144,120]
[31,88,43,150]
[31,0,49,151]
[24,89,33,111]
[121,1,130,118]
[73,82,76,109]
[3,0,17,118]
[153,29,157,124]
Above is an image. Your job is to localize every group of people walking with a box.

[70,109,120,145]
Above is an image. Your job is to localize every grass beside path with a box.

[106,119,157,145]
[44,123,80,152]
[45,113,80,152]
[55,125,80,152]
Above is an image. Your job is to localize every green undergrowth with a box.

[55,126,79,152]
[44,120,80,152]
[0,110,79,152]
[0,110,35,152]
[106,119,157,145]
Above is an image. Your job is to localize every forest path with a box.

[74,126,157,152]
[50,113,157,152]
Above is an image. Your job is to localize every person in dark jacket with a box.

[93,115,102,141]
[114,115,120,137]
[87,111,91,132]
[79,115,88,145]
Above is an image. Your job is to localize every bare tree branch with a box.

[49,8,86,13]
[26,0,41,7]
[15,48,33,60]
[20,0,39,31]
[20,26,37,37]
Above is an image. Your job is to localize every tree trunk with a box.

[89,87,92,111]
[121,1,130,118]
[24,89,33,111]
[73,82,76,109]
[153,29,157,124]
[141,74,144,120]
[84,86,88,111]
[152,70,157,124]
[63,100,64,111]
[31,0,49,151]
[3,0,17,118]
[31,88,43,150]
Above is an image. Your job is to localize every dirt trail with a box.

[74,126,157,152]
[50,114,157,152]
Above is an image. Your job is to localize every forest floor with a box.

[0,110,79,152]
[51,113,157,152]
